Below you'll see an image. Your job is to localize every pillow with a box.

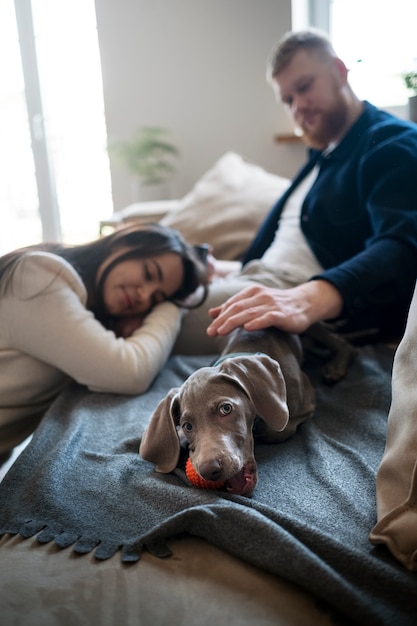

[160,152,290,260]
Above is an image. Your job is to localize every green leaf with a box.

[107,126,180,183]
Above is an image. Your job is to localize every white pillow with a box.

[160,152,290,260]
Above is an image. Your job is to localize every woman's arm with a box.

[3,254,182,395]
[207,255,241,281]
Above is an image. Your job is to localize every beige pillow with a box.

[160,152,290,260]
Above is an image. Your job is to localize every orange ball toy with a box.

[185,457,226,490]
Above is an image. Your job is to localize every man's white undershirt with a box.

[260,165,324,284]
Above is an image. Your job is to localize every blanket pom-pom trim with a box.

[0,519,145,562]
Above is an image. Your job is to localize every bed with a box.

[1,153,417,626]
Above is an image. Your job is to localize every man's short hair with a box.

[266,28,337,83]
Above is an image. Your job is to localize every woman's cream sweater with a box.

[0,252,183,454]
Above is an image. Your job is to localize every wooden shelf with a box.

[274,133,303,144]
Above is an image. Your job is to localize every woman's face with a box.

[97,248,184,317]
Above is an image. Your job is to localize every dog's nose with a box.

[198,459,222,482]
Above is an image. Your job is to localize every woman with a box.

[0,222,208,457]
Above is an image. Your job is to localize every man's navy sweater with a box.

[244,102,417,336]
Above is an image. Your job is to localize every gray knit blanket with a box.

[1,346,416,625]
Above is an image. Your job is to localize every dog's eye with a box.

[219,402,233,416]
[182,422,193,432]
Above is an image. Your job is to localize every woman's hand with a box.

[206,254,242,282]
[206,280,343,336]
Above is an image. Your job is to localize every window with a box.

[0,0,113,255]
[305,0,417,107]
[0,0,41,253]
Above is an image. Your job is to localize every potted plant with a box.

[403,72,417,123]
[108,126,180,200]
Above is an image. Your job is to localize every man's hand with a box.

[206,280,343,336]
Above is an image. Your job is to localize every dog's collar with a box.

[212,352,265,367]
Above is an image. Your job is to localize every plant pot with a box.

[130,178,172,203]
[408,95,417,123]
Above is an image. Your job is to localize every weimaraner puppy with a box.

[140,326,318,497]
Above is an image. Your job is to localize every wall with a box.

[94,0,306,211]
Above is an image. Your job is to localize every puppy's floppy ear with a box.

[220,355,289,432]
[139,388,182,473]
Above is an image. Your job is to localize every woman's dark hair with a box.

[0,222,208,328]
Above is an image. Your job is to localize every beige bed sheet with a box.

[0,533,335,626]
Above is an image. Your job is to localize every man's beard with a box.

[299,98,349,150]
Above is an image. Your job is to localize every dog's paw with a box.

[321,345,358,384]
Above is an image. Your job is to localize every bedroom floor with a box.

[0,533,339,626]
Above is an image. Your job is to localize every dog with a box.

[139,324,354,497]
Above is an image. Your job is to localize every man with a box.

[174,28,417,353]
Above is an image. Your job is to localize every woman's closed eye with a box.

[143,261,167,306]
[143,262,153,282]
[144,259,164,284]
